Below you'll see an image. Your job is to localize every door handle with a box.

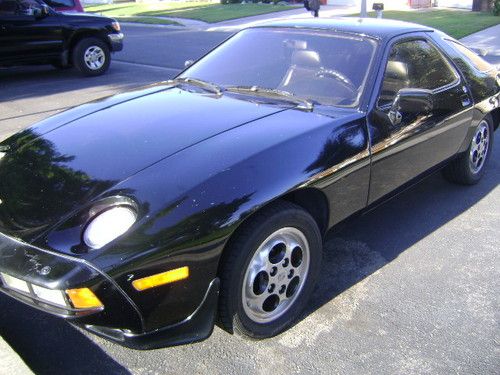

[460,94,471,107]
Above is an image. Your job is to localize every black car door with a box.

[0,0,62,64]
[367,34,473,203]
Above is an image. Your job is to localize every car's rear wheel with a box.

[443,115,494,185]
[72,37,110,76]
[218,201,322,339]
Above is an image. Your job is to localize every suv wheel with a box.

[72,37,110,76]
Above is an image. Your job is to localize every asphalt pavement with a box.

[0,26,230,136]
[0,22,499,375]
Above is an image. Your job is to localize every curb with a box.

[120,21,187,30]
[0,336,33,375]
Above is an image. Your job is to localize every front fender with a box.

[83,108,369,331]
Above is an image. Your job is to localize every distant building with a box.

[327,0,473,9]
[436,0,472,8]
[326,0,430,8]
[327,0,408,10]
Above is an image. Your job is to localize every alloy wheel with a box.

[84,46,106,70]
[469,120,490,173]
[242,227,310,323]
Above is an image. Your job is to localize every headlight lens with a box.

[83,206,136,249]
[32,284,67,307]
[111,21,121,32]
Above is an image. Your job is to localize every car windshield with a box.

[181,27,377,108]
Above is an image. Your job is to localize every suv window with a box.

[379,39,458,107]
[445,39,493,73]
[0,0,41,16]
[45,0,75,8]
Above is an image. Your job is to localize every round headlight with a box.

[83,206,137,249]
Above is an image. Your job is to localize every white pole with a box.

[360,0,368,17]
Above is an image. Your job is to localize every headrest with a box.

[291,50,321,68]
[385,61,409,81]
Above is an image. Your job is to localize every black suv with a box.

[0,0,123,76]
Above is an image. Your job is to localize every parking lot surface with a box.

[0,25,498,375]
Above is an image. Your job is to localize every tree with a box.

[472,0,492,11]
[360,0,367,17]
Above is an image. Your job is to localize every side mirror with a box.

[33,4,50,18]
[41,4,50,16]
[393,88,433,113]
[184,60,194,68]
[389,88,433,126]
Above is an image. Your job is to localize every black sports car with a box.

[0,18,498,349]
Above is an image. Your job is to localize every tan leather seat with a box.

[379,61,410,106]
[279,50,321,91]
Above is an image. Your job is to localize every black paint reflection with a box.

[305,123,367,175]
[0,129,115,239]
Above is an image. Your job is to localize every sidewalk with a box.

[0,336,33,375]
[129,3,412,30]
[205,4,359,31]
[460,24,500,67]
[120,4,361,30]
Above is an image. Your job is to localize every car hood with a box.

[58,11,114,23]
[0,84,290,239]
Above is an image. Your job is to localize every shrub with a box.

[493,0,500,15]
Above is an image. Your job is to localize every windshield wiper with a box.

[225,85,314,111]
[170,77,224,95]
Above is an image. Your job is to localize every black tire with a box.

[218,200,322,339]
[443,114,494,185]
[72,37,110,77]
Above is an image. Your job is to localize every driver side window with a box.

[0,0,40,16]
[378,39,458,107]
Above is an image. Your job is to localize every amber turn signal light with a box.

[66,287,103,309]
[132,266,189,291]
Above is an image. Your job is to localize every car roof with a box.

[253,17,434,40]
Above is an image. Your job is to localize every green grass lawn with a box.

[86,1,296,24]
[367,9,500,39]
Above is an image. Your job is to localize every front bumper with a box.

[84,278,220,350]
[108,32,124,52]
[0,232,219,349]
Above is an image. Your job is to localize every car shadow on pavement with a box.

[304,136,499,320]
[0,294,131,375]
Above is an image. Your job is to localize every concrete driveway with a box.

[0,24,498,375]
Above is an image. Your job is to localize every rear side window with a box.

[379,39,458,106]
[445,40,494,73]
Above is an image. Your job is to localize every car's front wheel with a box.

[443,114,494,185]
[72,37,111,76]
[218,201,322,339]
